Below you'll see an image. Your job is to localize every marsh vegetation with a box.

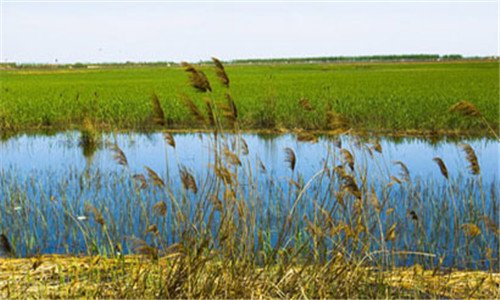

[0,58,498,298]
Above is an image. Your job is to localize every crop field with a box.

[1,60,498,134]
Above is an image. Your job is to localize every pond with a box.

[0,131,498,269]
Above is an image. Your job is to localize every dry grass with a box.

[0,256,497,299]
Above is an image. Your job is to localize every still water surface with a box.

[0,131,498,268]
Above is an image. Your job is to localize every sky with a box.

[1,1,498,63]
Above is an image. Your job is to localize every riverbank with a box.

[0,255,498,299]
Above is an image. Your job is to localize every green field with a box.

[1,61,498,134]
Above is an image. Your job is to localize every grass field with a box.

[1,60,498,134]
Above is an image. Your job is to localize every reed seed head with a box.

[449,101,481,117]
[180,93,206,123]
[212,57,230,87]
[432,157,449,179]
[459,143,480,175]
[150,92,165,126]
[163,132,176,149]
[340,149,355,171]
[181,62,212,92]
[84,202,105,226]
[392,161,410,182]
[152,201,167,217]
[145,167,165,187]
[180,166,198,194]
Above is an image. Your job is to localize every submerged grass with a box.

[0,58,498,299]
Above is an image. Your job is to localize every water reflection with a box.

[1,131,497,185]
[0,131,498,269]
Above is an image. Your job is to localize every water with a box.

[2,131,498,183]
[0,131,498,268]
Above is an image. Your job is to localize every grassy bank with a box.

[0,255,498,299]
[1,61,498,134]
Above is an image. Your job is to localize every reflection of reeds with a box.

[284,147,296,171]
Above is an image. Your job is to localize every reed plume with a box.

[284,147,296,172]
[449,101,481,117]
[181,62,212,92]
[369,189,381,212]
[146,225,159,236]
[163,132,176,148]
[299,98,314,111]
[218,94,238,127]
[223,149,242,166]
[133,174,148,190]
[240,137,249,155]
[126,236,158,258]
[392,161,410,182]
[152,201,167,217]
[432,157,449,179]
[372,140,382,153]
[150,92,165,126]
[459,143,480,175]
[204,98,216,127]
[341,174,361,199]
[85,202,105,226]
[334,165,347,180]
[385,223,397,242]
[461,223,481,238]
[212,57,229,87]
[213,164,234,185]
[180,166,198,194]
[340,149,354,171]
[145,167,165,187]
[107,142,128,167]
[180,93,206,123]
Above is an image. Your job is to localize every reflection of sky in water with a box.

[1,132,498,186]
[0,131,498,267]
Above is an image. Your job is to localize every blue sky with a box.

[1,1,498,63]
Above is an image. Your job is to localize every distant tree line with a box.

[0,54,497,69]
